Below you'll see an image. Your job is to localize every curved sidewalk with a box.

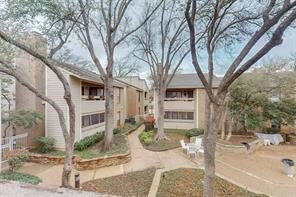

[20,125,197,188]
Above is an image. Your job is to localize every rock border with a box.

[28,123,143,170]
[216,138,263,154]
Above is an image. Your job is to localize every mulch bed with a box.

[156,168,268,197]
[142,130,188,151]
[81,168,156,197]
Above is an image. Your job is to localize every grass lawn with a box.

[31,134,129,159]
[157,168,267,197]
[0,171,42,185]
[141,129,188,151]
[81,168,156,197]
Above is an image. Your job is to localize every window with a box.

[82,112,105,128]
[91,114,99,125]
[172,112,178,119]
[138,91,141,102]
[89,87,97,96]
[82,115,91,127]
[99,113,105,123]
[144,92,148,99]
[187,91,194,98]
[117,89,121,104]
[82,87,85,96]
[164,111,194,120]
[144,106,148,113]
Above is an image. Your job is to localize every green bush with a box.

[0,171,42,185]
[185,128,204,138]
[7,150,28,172]
[113,128,121,135]
[139,131,154,145]
[34,136,55,153]
[74,132,103,151]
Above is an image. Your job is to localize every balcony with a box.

[81,100,105,114]
[164,99,195,111]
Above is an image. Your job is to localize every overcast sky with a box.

[67,27,296,79]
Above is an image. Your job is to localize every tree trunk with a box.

[220,108,227,140]
[61,135,74,188]
[155,86,168,141]
[203,97,224,197]
[62,95,76,188]
[102,75,114,151]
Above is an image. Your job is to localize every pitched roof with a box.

[116,76,149,91]
[167,73,221,89]
[57,62,104,83]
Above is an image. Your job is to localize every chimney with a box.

[14,32,47,146]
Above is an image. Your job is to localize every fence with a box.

[1,133,28,167]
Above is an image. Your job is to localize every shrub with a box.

[7,150,28,172]
[113,128,121,135]
[34,136,55,153]
[139,131,154,145]
[185,128,204,138]
[0,171,42,185]
[74,132,103,151]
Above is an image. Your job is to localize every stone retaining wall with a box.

[28,154,69,165]
[28,151,131,171]
[287,135,296,145]
[216,139,263,154]
[27,124,143,169]
[74,151,131,171]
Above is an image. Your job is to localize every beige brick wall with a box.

[15,34,47,146]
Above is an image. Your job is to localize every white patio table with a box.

[255,133,284,145]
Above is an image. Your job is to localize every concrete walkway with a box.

[20,125,197,188]
[190,145,296,197]
[0,181,115,197]
[18,125,296,196]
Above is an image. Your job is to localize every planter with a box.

[74,151,131,171]
[28,154,76,165]
[216,139,263,154]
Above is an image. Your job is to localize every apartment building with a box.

[13,33,149,149]
[117,76,149,120]
[154,74,220,130]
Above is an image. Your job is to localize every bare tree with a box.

[0,0,82,187]
[113,57,140,77]
[185,0,296,196]
[133,0,191,140]
[76,0,162,150]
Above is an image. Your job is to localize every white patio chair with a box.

[194,138,202,148]
[180,140,189,154]
[188,146,197,158]
[263,139,271,146]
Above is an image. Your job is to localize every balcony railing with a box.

[82,95,105,101]
[164,97,195,101]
